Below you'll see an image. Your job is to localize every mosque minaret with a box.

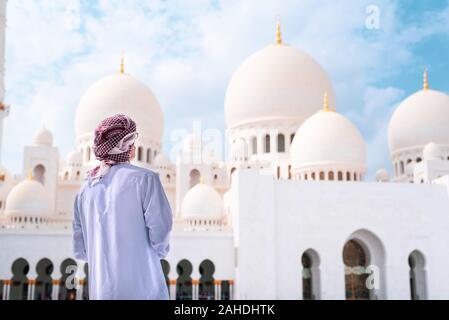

[1,6,449,300]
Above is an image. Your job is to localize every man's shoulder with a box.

[118,164,159,180]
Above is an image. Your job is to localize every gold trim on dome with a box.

[276,19,282,45]
[120,52,125,75]
[423,68,429,90]
[323,92,330,112]
[322,92,336,112]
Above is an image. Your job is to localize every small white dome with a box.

[153,153,172,167]
[423,142,444,160]
[33,127,53,146]
[388,89,449,155]
[67,150,83,166]
[224,43,335,128]
[181,183,223,220]
[5,180,52,217]
[375,169,390,182]
[290,110,366,172]
[75,73,163,144]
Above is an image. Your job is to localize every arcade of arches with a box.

[0,258,232,300]
[300,242,427,300]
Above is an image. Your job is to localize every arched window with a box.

[189,169,201,188]
[319,172,325,180]
[252,137,257,155]
[346,172,351,181]
[343,240,370,300]
[199,260,215,300]
[400,161,405,174]
[409,250,427,300]
[35,258,54,300]
[264,134,271,153]
[277,167,281,180]
[33,164,46,185]
[304,173,308,180]
[301,249,320,300]
[10,258,30,300]
[137,147,143,162]
[277,134,285,153]
[147,148,152,163]
[338,171,343,181]
[85,147,91,162]
[59,259,78,300]
[311,172,316,180]
[176,259,193,300]
[64,172,69,181]
[329,171,334,181]
[288,165,292,180]
[416,157,422,163]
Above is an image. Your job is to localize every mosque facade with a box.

[1,1,449,300]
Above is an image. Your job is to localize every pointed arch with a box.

[409,250,427,300]
[176,259,193,300]
[342,229,386,300]
[35,258,54,300]
[33,164,46,185]
[301,249,321,300]
[199,259,215,300]
[10,258,29,300]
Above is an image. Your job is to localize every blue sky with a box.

[3,0,449,178]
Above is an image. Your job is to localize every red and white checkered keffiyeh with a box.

[87,114,138,183]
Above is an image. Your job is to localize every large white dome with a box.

[291,110,366,171]
[388,89,449,155]
[181,183,223,220]
[224,43,335,128]
[5,180,52,217]
[75,73,164,144]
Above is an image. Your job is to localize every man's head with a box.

[93,114,138,164]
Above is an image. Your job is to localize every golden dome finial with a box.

[423,67,429,90]
[323,91,330,112]
[276,18,282,45]
[120,52,125,75]
[200,175,205,185]
[27,169,33,181]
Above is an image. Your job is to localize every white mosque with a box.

[1,1,449,300]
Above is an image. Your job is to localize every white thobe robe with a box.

[72,163,173,300]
